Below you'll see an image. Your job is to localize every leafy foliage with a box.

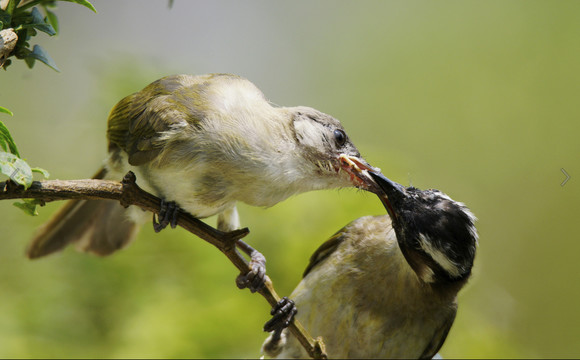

[0,151,33,186]
[1,110,49,214]
[13,198,44,215]
[0,126,49,186]
[1,0,89,214]
[0,0,96,71]
[0,115,20,156]
[0,106,14,116]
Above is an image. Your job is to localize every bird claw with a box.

[236,250,267,293]
[153,199,179,232]
[263,296,297,333]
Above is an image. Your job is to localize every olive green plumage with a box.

[28,73,370,258]
[262,215,457,359]
[107,74,224,166]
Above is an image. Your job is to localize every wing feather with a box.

[106,75,212,166]
[302,227,348,278]
[419,304,457,359]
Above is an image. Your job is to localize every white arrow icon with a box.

[561,168,571,187]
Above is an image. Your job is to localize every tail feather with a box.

[77,200,140,256]
[27,167,140,259]
[27,198,89,258]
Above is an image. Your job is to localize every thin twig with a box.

[0,172,327,359]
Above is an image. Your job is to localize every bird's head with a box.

[367,171,478,286]
[289,106,378,191]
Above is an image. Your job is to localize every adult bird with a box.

[262,171,478,358]
[27,73,375,291]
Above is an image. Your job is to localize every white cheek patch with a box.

[418,233,462,278]
[294,119,324,148]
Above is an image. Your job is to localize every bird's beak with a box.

[337,157,404,221]
[338,154,380,189]
[367,171,406,221]
[368,171,406,197]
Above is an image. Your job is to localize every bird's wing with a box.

[419,304,457,359]
[302,227,348,278]
[107,75,205,166]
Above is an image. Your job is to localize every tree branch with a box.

[0,28,18,68]
[0,171,327,359]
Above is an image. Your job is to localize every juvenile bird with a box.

[27,74,374,290]
[262,171,478,358]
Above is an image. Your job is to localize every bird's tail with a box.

[26,167,140,259]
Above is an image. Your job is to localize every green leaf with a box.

[0,107,13,116]
[27,44,60,71]
[0,10,11,29]
[5,0,17,15]
[58,0,97,13]
[0,151,33,188]
[44,8,59,34]
[29,7,56,36]
[0,120,21,157]
[24,55,35,68]
[13,199,43,216]
[31,167,49,178]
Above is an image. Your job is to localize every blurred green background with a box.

[1,1,580,358]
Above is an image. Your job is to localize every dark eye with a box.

[333,129,347,147]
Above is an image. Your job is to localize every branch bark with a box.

[0,28,18,67]
[0,172,327,359]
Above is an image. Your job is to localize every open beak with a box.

[337,155,405,221]
[338,154,380,190]
[367,171,406,221]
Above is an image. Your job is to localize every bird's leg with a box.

[217,204,240,232]
[235,239,267,293]
[217,206,267,292]
[261,298,296,356]
[153,199,179,232]
[263,296,297,340]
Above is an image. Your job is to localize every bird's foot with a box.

[263,296,297,335]
[153,199,179,232]
[235,240,267,293]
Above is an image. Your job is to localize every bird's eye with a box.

[333,129,347,147]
